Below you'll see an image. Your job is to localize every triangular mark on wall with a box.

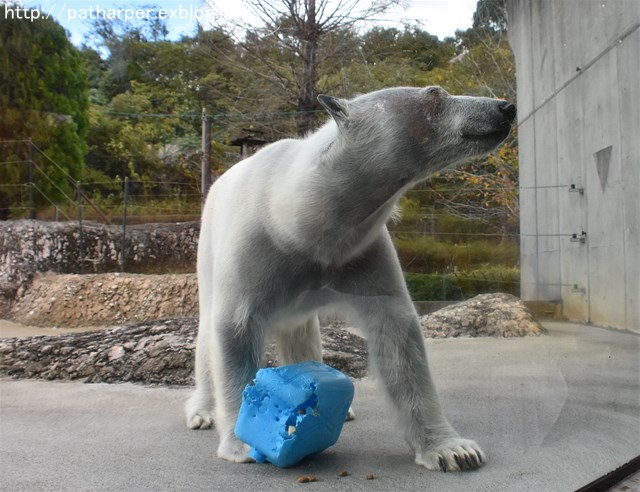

[594,145,612,193]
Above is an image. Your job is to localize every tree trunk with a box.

[296,0,319,136]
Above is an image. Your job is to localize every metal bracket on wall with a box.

[571,284,587,294]
[570,231,587,244]
[569,184,585,194]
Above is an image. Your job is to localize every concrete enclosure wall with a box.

[507,0,639,331]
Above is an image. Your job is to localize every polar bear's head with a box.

[318,86,516,184]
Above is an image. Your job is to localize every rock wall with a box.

[0,319,199,385]
[0,318,369,384]
[0,220,199,300]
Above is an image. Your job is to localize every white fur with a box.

[185,86,514,471]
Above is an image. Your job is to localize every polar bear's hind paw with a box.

[415,438,485,472]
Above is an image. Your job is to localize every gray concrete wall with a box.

[507,0,640,331]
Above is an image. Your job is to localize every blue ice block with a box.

[234,361,354,468]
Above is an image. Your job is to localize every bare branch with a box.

[209,0,401,135]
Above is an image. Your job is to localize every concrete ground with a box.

[0,319,113,338]
[1,322,639,492]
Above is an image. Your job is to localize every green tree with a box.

[83,19,242,197]
[473,0,507,33]
[344,26,454,92]
[390,0,518,262]
[0,5,89,218]
[87,11,169,99]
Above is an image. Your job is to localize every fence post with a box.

[77,180,84,274]
[442,274,446,301]
[120,177,129,272]
[28,138,35,220]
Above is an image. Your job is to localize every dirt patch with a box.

[9,274,545,340]
[2,273,544,385]
[10,272,197,327]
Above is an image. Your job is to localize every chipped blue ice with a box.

[234,361,355,468]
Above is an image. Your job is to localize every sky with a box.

[13,0,477,47]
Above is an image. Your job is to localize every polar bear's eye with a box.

[425,87,448,98]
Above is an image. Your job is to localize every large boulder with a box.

[421,293,546,338]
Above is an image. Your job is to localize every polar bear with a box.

[186,86,516,472]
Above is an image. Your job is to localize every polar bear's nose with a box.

[498,101,517,122]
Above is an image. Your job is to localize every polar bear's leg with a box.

[185,316,215,429]
[276,316,355,421]
[212,318,264,463]
[186,215,218,430]
[275,315,323,365]
[359,300,484,470]
[340,235,484,471]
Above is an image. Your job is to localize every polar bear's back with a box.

[204,138,294,215]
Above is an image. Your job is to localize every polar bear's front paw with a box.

[185,395,214,429]
[415,438,485,472]
[217,437,254,463]
[186,410,214,430]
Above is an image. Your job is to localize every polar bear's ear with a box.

[318,94,349,126]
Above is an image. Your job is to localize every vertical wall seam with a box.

[583,79,592,325]
[615,44,628,329]
[529,0,540,300]
[551,0,562,305]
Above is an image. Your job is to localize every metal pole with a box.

[28,138,35,220]
[77,180,84,274]
[201,107,212,205]
[121,177,129,272]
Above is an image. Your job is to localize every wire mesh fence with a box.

[0,139,203,224]
[1,139,584,302]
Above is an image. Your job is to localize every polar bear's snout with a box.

[492,100,517,137]
[460,99,516,138]
[498,100,517,122]
[449,97,516,158]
